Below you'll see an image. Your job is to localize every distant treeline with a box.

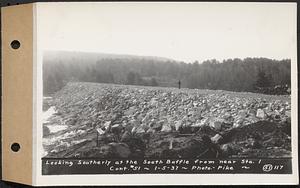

[43,51,291,95]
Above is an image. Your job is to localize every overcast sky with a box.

[37,2,297,63]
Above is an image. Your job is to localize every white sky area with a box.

[37,2,297,63]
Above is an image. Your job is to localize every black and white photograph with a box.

[39,2,297,178]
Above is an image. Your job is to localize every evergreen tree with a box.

[255,70,271,88]
[150,77,158,86]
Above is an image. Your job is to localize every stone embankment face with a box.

[43,82,291,159]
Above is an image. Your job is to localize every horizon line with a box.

[44,49,291,64]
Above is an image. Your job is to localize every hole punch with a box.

[11,143,20,152]
[11,40,21,49]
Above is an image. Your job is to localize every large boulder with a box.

[161,124,172,132]
[256,109,266,119]
[174,120,183,131]
[199,117,209,127]
[103,121,111,129]
[211,134,223,144]
[209,118,224,131]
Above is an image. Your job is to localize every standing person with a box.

[178,80,181,89]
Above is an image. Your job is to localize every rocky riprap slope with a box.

[43,82,291,159]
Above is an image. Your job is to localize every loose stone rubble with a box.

[43,82,291,158]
